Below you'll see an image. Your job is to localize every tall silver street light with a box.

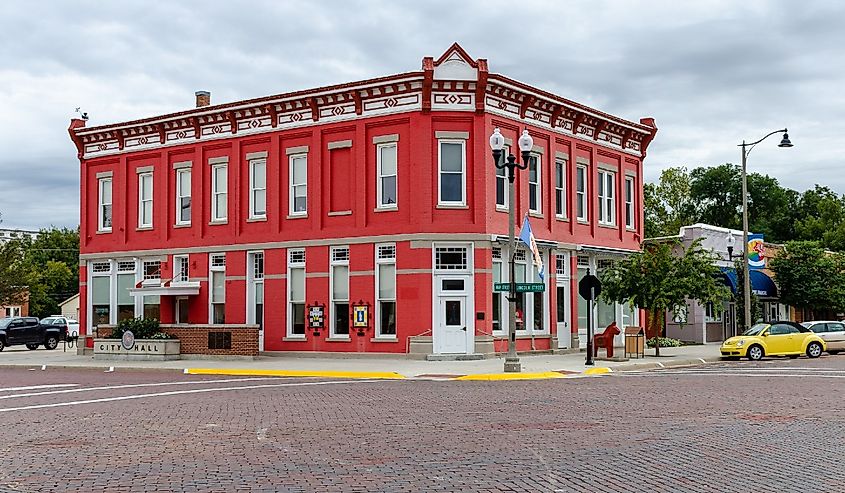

[739,129,792,331]
[490,128,534,373]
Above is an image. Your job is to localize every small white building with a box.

[0,228,39,243]
[59,293,80,321]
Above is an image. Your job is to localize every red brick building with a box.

[69,44,656,356]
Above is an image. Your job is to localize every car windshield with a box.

[0,318,10,329]
[40,317,57,324]
[742,323,769,336]
[800,322,812,328]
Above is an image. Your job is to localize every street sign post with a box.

[494,282,545,293]
[578,270,602,366]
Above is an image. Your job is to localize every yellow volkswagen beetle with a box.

[721,321,826,361]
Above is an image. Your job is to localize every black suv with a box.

[0,317,66,351]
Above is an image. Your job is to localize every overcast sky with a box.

[1,0,842,230]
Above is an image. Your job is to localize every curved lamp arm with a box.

[740,128,789,157]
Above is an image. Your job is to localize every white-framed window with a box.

[330,246,350,337]
[492,247,505,334]
[175,169,191,225]
[211,164,227,221]
[289,153,307,215]
[173,255,189,283]
[704,302,722,323]
[598,170,616,226]
[576,165,587,222]
[4,307,20,317]
[625,176,635,230]
[98,178,113,232]
[435,246,468,272]
[116,260,136,322]
[556,254,568,277]
[555,159,567,218]
[142,260,161,281]
[247,251,264,333]
[287,249,306,337]
[377,143,398,208]
[249,159,266,219]
[528,154,541,214]
[495,145,510,209]
[90,261,112,327]
[209,253,225,324]
[138,172,153,228]
[438,140,466,205]
[376,244,396,337]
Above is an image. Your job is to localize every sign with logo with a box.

[308,305,325,328]
[121,330,135,351]
[748,234,765,269]
[353,305,369,328]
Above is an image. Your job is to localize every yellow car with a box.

[721,321,826,361]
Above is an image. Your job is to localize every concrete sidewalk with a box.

[0,344,722,379]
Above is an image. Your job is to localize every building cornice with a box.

[69,43,657,161]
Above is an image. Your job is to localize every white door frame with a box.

[431,243,474,355]
[435,294,470,354]
[555,251,571,349]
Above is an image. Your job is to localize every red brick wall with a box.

[95,324,259,356]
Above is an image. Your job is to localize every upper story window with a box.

[175,168,191,226]
[435,246,468,272]
[138,172,153,228]
[377,143,398,209]
[249,159,267,219]
[211,163,227,222]
[625,176,635,230]
[98,177,112,232]
[289,153,308,216]
[576,165,588,222]
[495,145,510,209]
[143,260,161,281]
[528,154,541,214]
[555,159,567,219]
[598,170,616,226]
[438,140,466,206]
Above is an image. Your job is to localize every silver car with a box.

[802,321,845,355]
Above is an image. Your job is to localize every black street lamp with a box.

[738,129,792,331]
[489,128,534,373]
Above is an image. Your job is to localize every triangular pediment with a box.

[433,43,479,81]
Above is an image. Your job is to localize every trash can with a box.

[624,326,645,359]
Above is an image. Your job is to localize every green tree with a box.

[600,239,730,356]
[769,241,845,318]
[644,167,696,238]
[689,164,741,230]
[7,227,79,318]
[0,240,34,307]
[793,186,845,251]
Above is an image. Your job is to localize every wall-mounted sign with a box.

[352,305,369,328]
[748,234,765,269]
[308,305,325,328]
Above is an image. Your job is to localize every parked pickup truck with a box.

[0,316,67,351]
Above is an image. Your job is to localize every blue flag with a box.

[518,216,545,281]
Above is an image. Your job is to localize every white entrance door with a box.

[556,283,570,349]
[437,296,468,354]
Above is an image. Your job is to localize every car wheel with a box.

[44,336,59,350]
[25,344,39,350]
[807,342,823,359]
[0,338,4,351]
[829,350,840,355]
[747,345,764,361]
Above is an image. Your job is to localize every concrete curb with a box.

[185,368,407,380]
[453,371,569,381]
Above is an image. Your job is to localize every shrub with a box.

[111,318,174,339]
[646,336,681,348]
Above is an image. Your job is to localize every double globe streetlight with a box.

[489,128,534,373]
[738,129,792,330]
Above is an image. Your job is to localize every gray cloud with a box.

[1,0,842,229]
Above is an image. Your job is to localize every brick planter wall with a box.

[96,324,259,357]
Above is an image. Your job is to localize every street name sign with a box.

[493,282,546,293]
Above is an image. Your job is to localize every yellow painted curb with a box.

[453,371,568,381]
[583,367,612,375]
[185,368,406,380]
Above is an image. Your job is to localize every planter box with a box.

[93,339,181,361]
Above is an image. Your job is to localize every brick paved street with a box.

[1,357,844,492]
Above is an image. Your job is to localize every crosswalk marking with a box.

[0,384,78,393]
